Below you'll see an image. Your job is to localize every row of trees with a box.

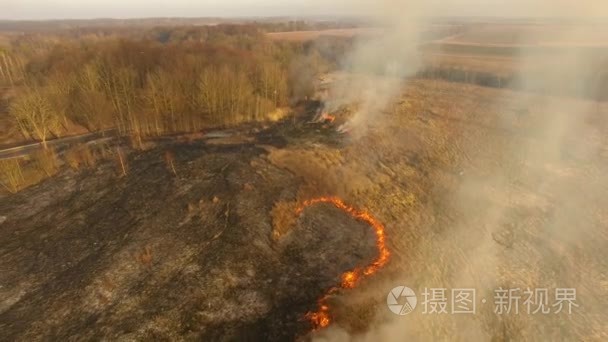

[3,26,333,146]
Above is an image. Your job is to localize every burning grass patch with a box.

[295,197,389,329]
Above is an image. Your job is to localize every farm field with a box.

[267,28,383,41]
[437,23,608,46]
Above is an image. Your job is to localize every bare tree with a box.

[9,88,61,148]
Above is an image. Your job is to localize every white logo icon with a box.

[387,286,417,315]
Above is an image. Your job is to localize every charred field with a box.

[0,104,377,340]
[1,79,608,340]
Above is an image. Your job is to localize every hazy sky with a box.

[2,0,607,20]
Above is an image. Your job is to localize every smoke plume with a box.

[312,0,608,340]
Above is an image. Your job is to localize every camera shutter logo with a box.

[387,286,417,315]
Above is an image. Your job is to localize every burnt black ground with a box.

[0,111,377,341]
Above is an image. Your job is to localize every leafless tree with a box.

[10,88,61,148]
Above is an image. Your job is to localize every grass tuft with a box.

[270,200,298,240]
[0,158,25,193]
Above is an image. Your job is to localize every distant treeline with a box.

[417,40,608,100]
[416,66,608,101]
[260,20,367,33]
[421,42,608,58]
[0,18,475,37]
[0,24,339,147]
[0,18,364,34]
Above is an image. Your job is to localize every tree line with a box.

[1,25,333,147]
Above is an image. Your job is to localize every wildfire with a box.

[296,196,390,330]
[320,112,336,123]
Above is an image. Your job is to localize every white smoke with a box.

[311,1,608,340]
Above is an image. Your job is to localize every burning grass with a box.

[262,78,608,339]
[296,196,390,330]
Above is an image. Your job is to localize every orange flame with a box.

[321,113,336,123]
[297,197,390,330]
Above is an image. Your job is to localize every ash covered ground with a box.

[1,79,608,341]
[0,103,377,340]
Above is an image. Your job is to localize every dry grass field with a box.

[438,23,608,46]
[423,22,608,71]
[267,28,382,41]
[271,78,608,340]
[268,23,608,91]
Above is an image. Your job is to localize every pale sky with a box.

[2,0,607,20]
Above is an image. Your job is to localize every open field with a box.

[1,79,607,339]
[266,22,608,99]
[419,23,608,100]
[0,35,11,47]
[437,23,608,46]
[267,28,382,41]
[266,24,461,42]
[422,23,608,61]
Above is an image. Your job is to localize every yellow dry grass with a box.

[269,78,608,339]
[33,148,59,177]
[270,200,298,240]
[64,144,97,170]
[0,148,60,193]
[0,158,25,193]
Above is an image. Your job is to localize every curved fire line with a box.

[295,196,390,330]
